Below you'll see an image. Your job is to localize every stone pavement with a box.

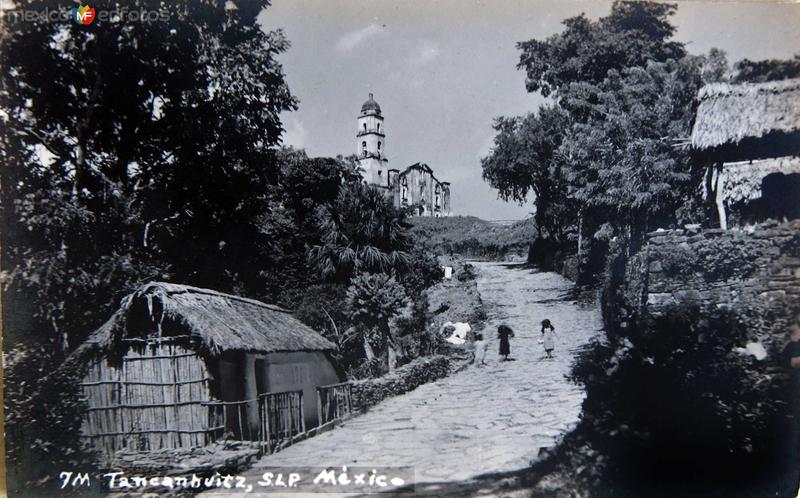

[202,262,602,496]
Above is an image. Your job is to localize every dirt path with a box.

[202,262,602,496]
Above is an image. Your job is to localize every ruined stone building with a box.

[356,93,451,217]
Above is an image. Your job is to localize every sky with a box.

[259,0,800,220]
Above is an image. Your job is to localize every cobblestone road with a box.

[203,262,602,496]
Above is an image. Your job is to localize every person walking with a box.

[541,319,557,358]
[497,324,515,361]
[473,331,488,366]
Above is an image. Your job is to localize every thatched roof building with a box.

[73,282,342,457]
[692,78,800,160]
[691,78,800,228]
[77,282,336,358]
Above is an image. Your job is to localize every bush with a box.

[5,345,97,496]
[347,357,387,380]
[456,263,477,281]
[345,273,409,331]
[527,237,575,273]
[350,355,451,411]
[659,236,762,282]
[397,246,444,297]
[293,284,349,344]
[562,305,798,497]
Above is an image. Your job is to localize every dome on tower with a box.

[360,93,381,115]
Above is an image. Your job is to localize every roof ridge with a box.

[698,78,800,100]
[140,282,290,314]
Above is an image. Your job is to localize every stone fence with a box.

[639,220,800,316]
[350,355,451,412]
[610,220,800,344]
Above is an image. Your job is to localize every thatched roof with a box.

[719,156,800,204]
[691,78,800,151]
[75,282,336,358]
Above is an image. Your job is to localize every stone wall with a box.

[640,220,800,315]
[350,355,451,412]
[612,220,800,345]
[109,441,261,475]
[563,220,800,498]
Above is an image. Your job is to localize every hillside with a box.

[409,216,537,260]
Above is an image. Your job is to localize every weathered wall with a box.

[640,221,800,315]
[611,220,800,346]
[260,351,342,429]
[395,165,449,216]
[350,355,451,412]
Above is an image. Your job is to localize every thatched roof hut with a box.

[73,282,341,456]
[76,282,336,359]
[691,78,800,160]
[691,78,800,229]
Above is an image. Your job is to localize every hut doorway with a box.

[762,172,800,221]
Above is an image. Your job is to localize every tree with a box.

[483,1,707,275]
[2,2,299,486]
[481,105,573,241]
[558,58,705,249]
[732,54,800,83]
[308,182,412,282]
[517,1,685,97]
[256,149,357,308]
[1,0,297,350]
[701,47,731,84]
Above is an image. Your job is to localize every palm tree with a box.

[308,181,412,281]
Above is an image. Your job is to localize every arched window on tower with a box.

[377,123,381,132]
[362,141,367,157]
[377,141,382,157]
[363,123,367,132]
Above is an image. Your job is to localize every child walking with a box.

[541,319,557,358]
[473,332,488,366]
[497,324,515,361]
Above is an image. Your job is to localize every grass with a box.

[409,216,537,259]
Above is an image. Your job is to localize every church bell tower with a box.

[357,93,388,185]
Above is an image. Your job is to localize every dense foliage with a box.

[484,3,800,284]
[482,1,725,280]
[731,53,800,83]
[308,182,412,282]
[1,1,445,489]
[1,0,298,353]
[544,304,798,497]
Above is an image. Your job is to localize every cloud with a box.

[336,23,384,52]
[281,115,308,149]
[408,40,441,66]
